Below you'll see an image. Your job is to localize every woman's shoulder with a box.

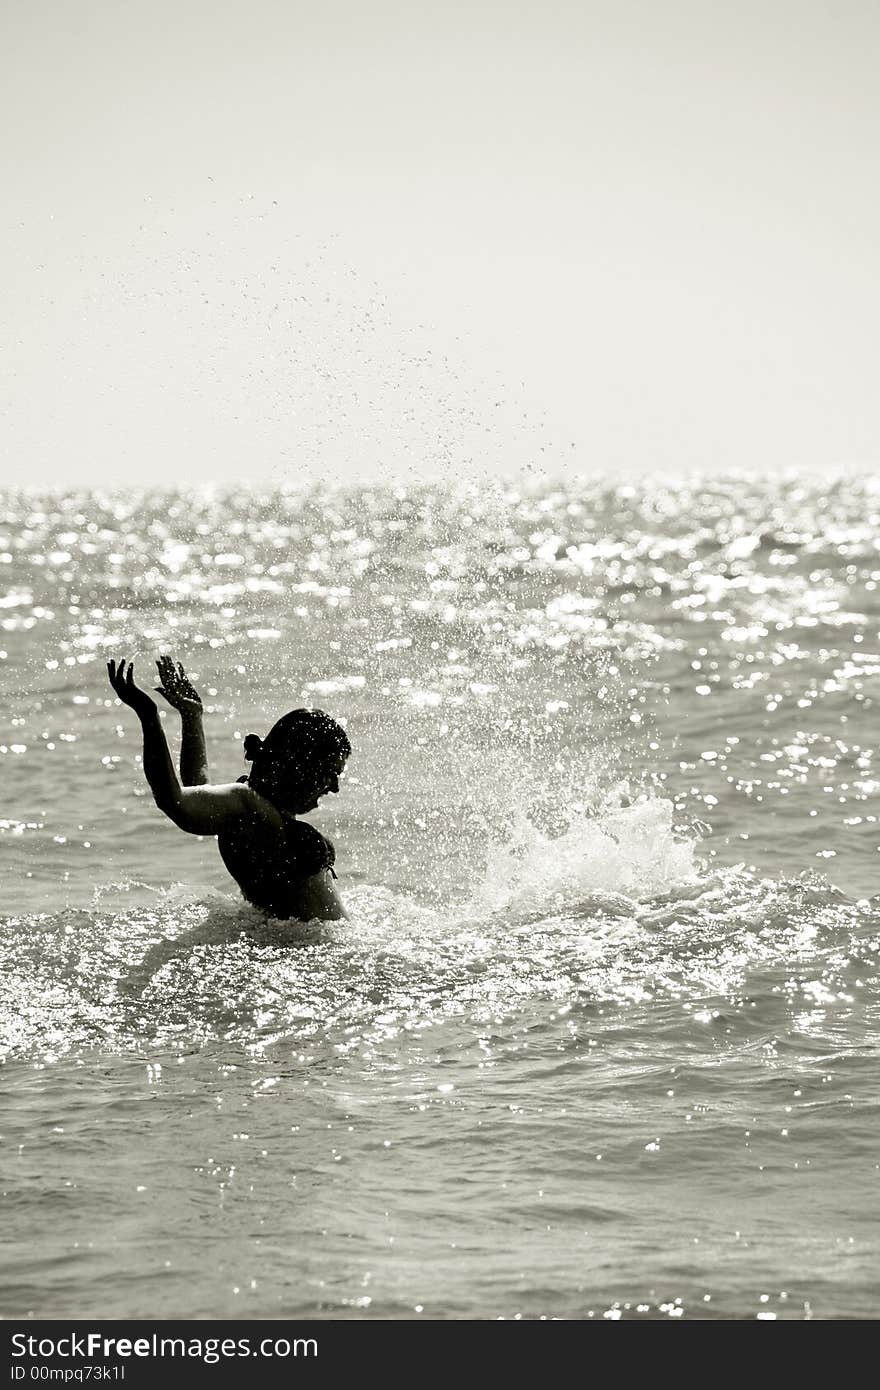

[230,780,286,828]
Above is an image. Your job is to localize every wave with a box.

[473,794,699,917]
[3,794,879,1065]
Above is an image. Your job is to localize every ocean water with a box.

[2,474,879,1320]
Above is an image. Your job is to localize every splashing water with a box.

[475,795,699,918]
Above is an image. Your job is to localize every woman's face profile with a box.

[262,749,348,814]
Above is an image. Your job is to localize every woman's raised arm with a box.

[107,659,255,835]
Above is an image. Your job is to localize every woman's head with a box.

[244,709,351,813]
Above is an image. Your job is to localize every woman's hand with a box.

[107,658,158,719]
[154,655,203,712]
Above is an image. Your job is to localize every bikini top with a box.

[233,776,337,879]
[278,814,337,879]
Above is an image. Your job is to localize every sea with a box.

[2,473,879,1320]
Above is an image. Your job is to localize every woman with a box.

[107,656,350,921]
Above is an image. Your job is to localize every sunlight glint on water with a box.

[2,476,880,1319]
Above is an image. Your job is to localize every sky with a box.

[3,0,880,489]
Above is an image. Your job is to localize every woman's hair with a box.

[244,708,351,805]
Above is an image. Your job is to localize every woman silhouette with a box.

[107,656,350,921]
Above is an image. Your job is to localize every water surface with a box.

[3,476,879,1319]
